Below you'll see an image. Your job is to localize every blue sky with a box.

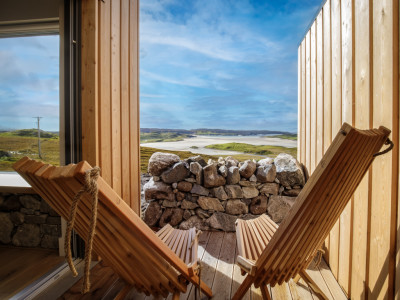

[0,35,59,131]
[0,0,321,133]
[140,0,322,132]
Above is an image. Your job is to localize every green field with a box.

[140,132,193,143]
[0,129,297,173]
[205,142,297,157]
[267,134,297,140]
[0,130,60,171]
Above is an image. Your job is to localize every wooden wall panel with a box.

[338,0,353,294]
[111,0,122,196]
[298,0,399,298]
[310,23,317,173]
[306,32,311,173]
[351,0,371,298]
[298,46,301,162]
[322,1,332,257]
[369,1,395,298]
[316,11,324,165]
[129,0,140,212]
[301,41,306,165]
[81,0,140,213]
[329,0,342,279]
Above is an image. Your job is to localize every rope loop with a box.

[373,138,394,157]
[64,166,101,294]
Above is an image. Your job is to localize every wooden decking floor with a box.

[59,232,348,300]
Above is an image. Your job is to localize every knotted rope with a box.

[64,166,100,294]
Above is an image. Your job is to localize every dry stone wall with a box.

[0,193,61,249]
[143,152,305,231]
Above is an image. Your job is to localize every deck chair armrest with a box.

[237,255,257,276]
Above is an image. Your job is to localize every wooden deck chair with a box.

[233,123,393,300]
[13,158,212,300]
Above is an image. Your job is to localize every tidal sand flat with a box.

[140,135,297,156]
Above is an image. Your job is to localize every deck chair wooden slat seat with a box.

[233,123,392,300]
[13,158,212,299]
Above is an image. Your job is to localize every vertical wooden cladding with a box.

[338,0,353,294]
[81,0,140,213]
[298,0,399,298]
[329,0,341,281]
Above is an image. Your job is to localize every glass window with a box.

[0,35,59,171]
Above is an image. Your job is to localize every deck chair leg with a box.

[260,284,272,300]
[299,270,329,300]
[231,275,255,300]
[114,284,132,300]
[172,291,180,300]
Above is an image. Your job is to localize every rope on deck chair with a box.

[64,166,101,294]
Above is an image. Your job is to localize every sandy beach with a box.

[141,135,297,156]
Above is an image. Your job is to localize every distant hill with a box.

[0,129,59,139]
[140,128,293,136]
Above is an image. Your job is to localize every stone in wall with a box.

[0,212,13,244]
[274,153,305,187]
[161,162,190,184]
[225,185,243,199]
[144,201,162,227]
[226,200,248,215]
[141,152,304,231]
[256,164,276,183]
[259,183,279,195]
[159,208,183,227]
[249,195,268,215]
[191,184,209,196]
[179,216,210,231]
[177,181,192,192]
[12,224,41,247]
[197,197,224,212]
[203,164,226,188]
[242,186,259,199]
[148,152,180,176]
[213,186,228,201]
[19,195,41,210]
[0,193,61,249]
[143,178,174,201]
[239,160,257,179]
[226,167,240,184]
[190,162,203,185]
[268,195,297,223]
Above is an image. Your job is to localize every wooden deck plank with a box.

[59,233,348,300]
[318,259,347,300]
[270,283,292,300]
[304,264,335,300]
[211,233,236,299]
[186,231,224,300]
[231,244,250,300]
[59,261,119,300]
[289,278,317,300]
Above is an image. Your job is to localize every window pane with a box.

[0,35,59,171]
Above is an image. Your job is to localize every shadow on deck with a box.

[59,232,347,300]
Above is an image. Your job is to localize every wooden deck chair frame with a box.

[232,123,392,300]
[13,158,212,300]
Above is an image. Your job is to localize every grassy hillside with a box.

[205,142,297,157]
[0,130,60,171]
[268,134,297,140]
[140,131,194,143]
